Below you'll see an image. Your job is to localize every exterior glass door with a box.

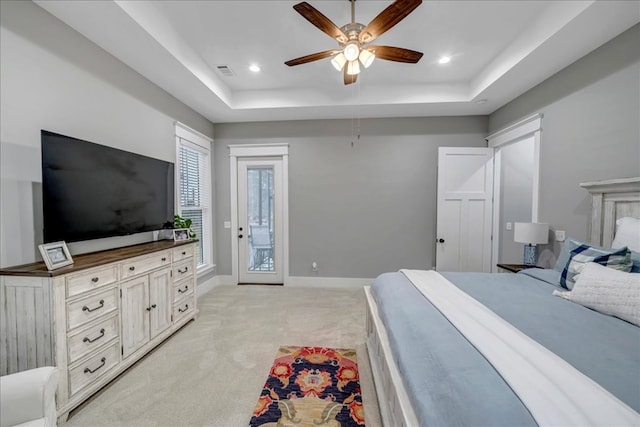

[238,159,283,284]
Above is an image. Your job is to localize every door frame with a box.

[229,144,289,285]
[237,158,283,283]
[486,113,542,272]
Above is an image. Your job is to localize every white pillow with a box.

[612,217,640,251]
[553,262,640,326]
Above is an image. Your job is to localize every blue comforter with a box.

[370,270,640,426]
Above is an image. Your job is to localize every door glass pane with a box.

[246,167,274,271]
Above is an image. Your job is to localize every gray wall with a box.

[0,1,214,268]
[214,117,488,278]
[489,24,640,267]
[499,137,534,264]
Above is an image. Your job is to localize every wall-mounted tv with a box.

[41,130,174,243]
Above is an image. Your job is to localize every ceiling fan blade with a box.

[344,68,358,85]
[359,0,422,44]
[293,2,348,43]
[285,50,340,66]
[368,45,423,63]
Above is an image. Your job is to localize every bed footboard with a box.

[364,286,418,427]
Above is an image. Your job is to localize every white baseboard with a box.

[198,275,373,293]
[286,276,373,289]
[196,275,234,298]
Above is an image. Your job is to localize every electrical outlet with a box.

[506,222,512,231]
[555,230,566,242]
[312,262,318,272]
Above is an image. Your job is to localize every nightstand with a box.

[496,263,542,273]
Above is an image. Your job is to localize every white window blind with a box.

[176,124,212,272]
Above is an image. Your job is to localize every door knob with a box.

[437,238,445,243]
[238,234,243,238]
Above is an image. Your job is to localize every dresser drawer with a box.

[172,260,193,283]
[173,299,194,322]
[66,265,118,298]
[67,314,119,364]
[120,250,171,280]
[68,342,120,396]
[172,245,194,263]
[173,279,193,302]
[67,287,118,331]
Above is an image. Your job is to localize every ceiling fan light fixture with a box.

[343,42,360,62]
[346,60,360,76]
[359,49,375,68]
[286,0,423,85]
[331,53,347,71]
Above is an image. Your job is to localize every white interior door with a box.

[237,159,284,284]
[436,147,494,272]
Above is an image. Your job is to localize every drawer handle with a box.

[91,277,99,283]
[181,251,186,255]
[178,285,189,294]
[83,328,105,343]
[178,267,189,274]
[161,257,167,261]
[146,304,157,312]
[129,266,135,271]
[82,300,105,313]
[178,304,189,313]
[84,357,106,374]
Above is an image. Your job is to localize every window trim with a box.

[175,122,213,276]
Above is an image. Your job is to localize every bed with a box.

[365,177,640,426]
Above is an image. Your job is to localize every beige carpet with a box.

[65,285,382,427]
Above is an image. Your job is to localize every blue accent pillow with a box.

[559,244,631,290]
[631,250,640,273]
[553,239,610,272]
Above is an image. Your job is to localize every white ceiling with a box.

[34,0,639,124]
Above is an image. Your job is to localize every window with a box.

[175,123,213,272]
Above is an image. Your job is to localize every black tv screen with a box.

[42,130,174,243]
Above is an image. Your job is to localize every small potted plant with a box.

[174,214,196,239]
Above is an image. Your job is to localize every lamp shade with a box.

[346,60,360,75]
[514,222,549,244]
[331,53,347,71]
[359,49,375,68]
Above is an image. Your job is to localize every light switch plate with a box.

[223,221,231,229]
[556,230,566,242]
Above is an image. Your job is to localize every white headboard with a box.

[580,177,640,247]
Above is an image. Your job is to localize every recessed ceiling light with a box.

[438,56,451,65]
[249,64,261,72]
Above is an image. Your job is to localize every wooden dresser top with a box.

[0,240,196,277]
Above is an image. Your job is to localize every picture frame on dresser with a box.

[173,228,191,242]
[38,241,73,270]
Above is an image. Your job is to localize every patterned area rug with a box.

[250,346,365,426]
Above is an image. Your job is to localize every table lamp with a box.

[514,222,549,266]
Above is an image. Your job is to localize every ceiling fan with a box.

[285,0,424,85]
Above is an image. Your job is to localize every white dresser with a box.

[0,240,197,421]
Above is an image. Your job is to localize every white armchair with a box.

[0,367,58,427]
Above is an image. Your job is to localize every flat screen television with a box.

[41,130,175,243]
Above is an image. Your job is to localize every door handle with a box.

[437,238,445,243]
[238,234,243,238]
